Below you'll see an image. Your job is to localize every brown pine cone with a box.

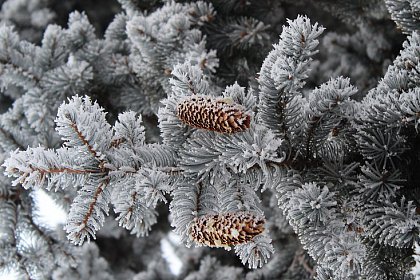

[189,212,265,248]
[176,95,251,133]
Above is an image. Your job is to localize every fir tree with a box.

[1,0,420,279]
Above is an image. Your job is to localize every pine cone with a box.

[189,212,265,248]
[176,95,251,133]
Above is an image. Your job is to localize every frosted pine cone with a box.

[176,95,251,133]
[189,212,265,248]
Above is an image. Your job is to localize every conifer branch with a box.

[81,180,108,228]
[68,121,103,162]
[1,2,419,278]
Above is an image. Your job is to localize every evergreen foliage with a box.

[1,0,420,279]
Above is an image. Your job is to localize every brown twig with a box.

[126,191,138,221]
[81,179,109,227]
[69,122,102,160]
[33,166,101,175]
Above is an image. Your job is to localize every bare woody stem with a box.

[69,121,103,161]
[81,179,109,227]
[126,191,138,219]
[32,167,102,175]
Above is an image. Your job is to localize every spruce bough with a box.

[1,0,420,279]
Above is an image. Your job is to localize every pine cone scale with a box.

[189,212,265,248]
[176,95,251,133]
